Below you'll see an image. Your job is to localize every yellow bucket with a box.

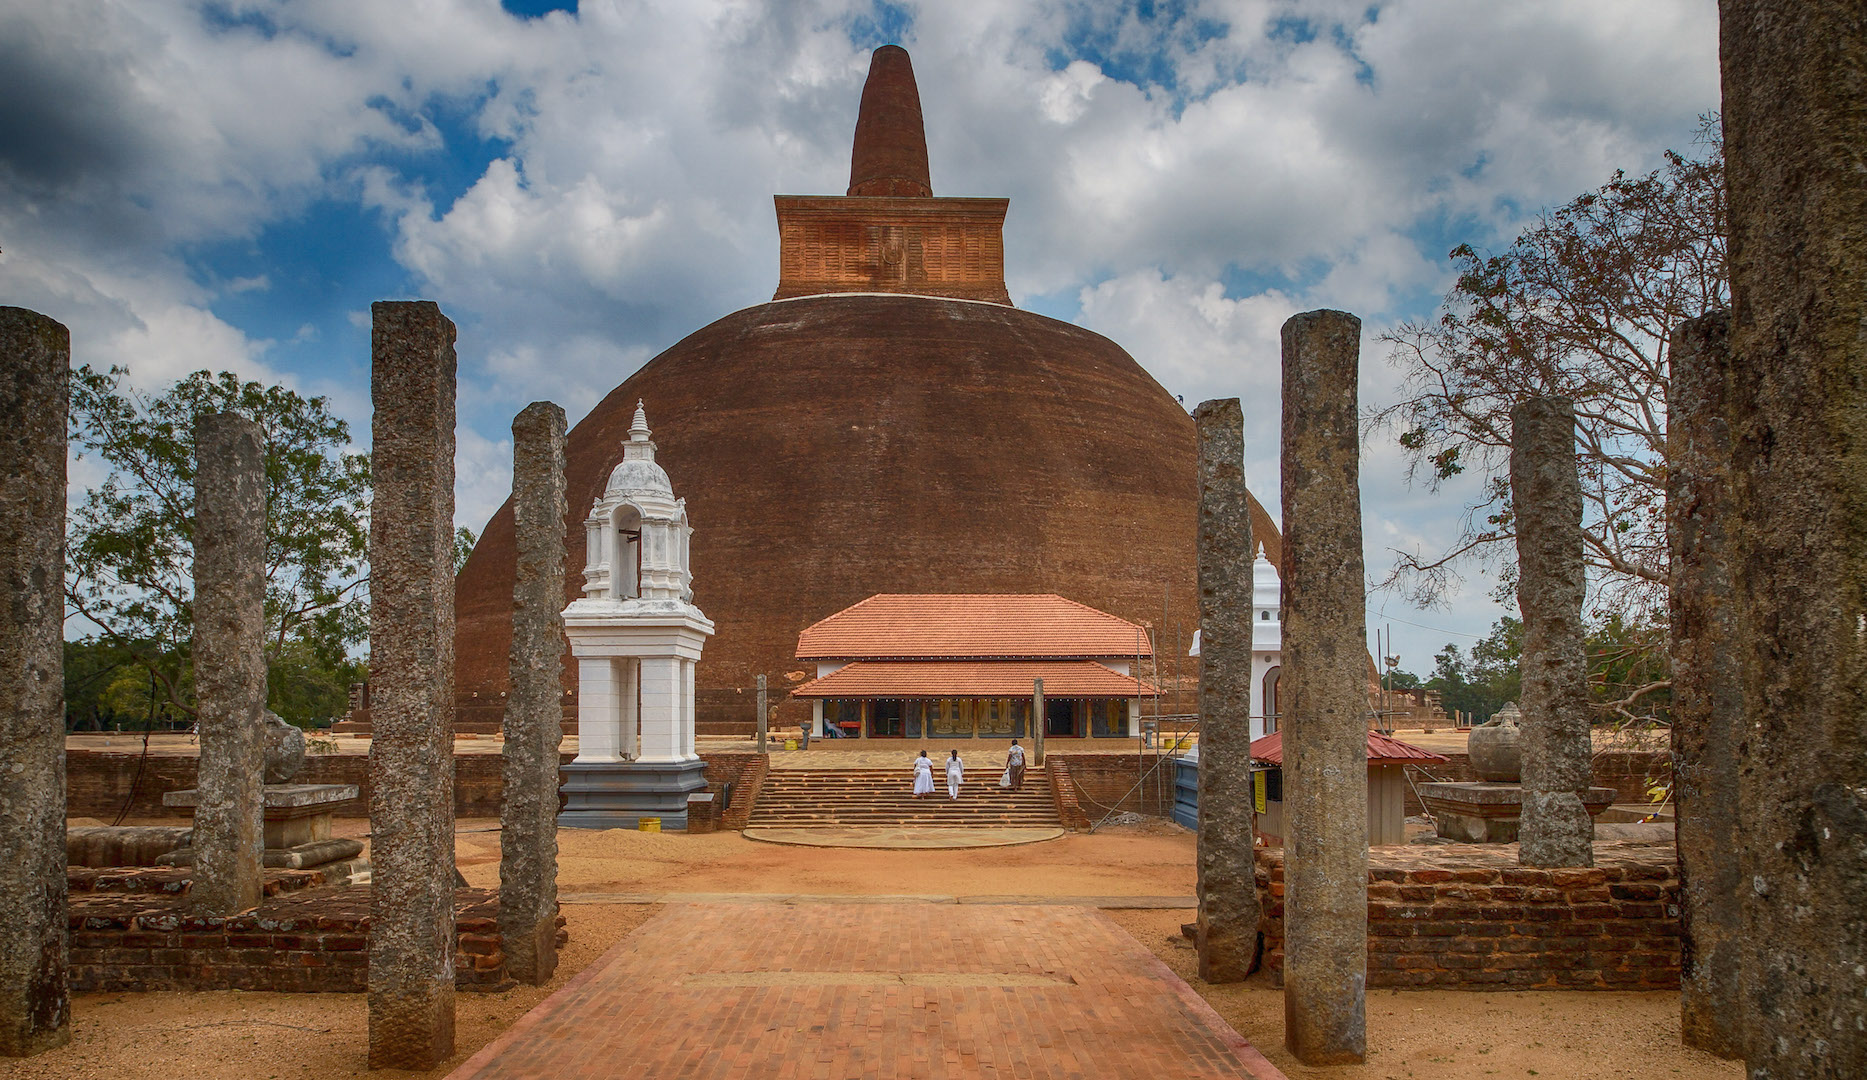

[638,818,661,833]
[784,739,798,751]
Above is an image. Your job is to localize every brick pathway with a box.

[447,903,1285,1080]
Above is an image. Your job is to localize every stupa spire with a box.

[623,401,655,462]
[847,45,932,197]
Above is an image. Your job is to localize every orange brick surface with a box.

[447,903,1285,1079]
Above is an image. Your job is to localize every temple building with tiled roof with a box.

[793,594,1157,741]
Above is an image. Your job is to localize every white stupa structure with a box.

[559,403,714,828]
[1187,543,1284,741]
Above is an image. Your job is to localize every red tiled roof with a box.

[790,660,1150,699]
[796,594,1152,659]
[1247,730,1449,767]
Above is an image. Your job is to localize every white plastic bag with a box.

[999,769,1013,788]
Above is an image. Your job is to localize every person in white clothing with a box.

[911,750,935,799]
[946,749,964,800]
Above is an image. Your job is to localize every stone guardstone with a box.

[1419,782,1617,843]
[159,784,366,879]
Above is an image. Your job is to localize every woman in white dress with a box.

[912,750,935,798]
[946,750,964,800]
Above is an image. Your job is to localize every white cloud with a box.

[3,0,1719,654]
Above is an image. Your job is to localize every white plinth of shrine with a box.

[559,403,714,829]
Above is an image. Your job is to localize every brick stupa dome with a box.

[448,45,1281,733]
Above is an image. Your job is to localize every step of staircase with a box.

[747,769,1061,829]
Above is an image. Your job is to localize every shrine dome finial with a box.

[606,401,670,496]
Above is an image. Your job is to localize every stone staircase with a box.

[747,768,1061,829]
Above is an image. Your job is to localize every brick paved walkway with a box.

[447,903,1285,1080]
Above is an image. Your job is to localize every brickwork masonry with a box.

[1255,841,1680,990]
[68,886,566,994]
[66,749,768,825]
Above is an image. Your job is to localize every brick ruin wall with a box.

[68,882,566,994]
[1045,749,1667,825]
[1255,842,1681,990]
[67,749,771,828]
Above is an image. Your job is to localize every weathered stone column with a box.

[0,308,71,1057]
[1279,309,1367,1065]
[190,413,268,916]
[756,674,768,754]
[1719,2,1867,1072]
[500,401,566,986]
[1031,678,1044,765]
[367,300,458,1069]
[1192,397,1261,984]
[1510,397,1594,868]
[1665,312,1743,1059]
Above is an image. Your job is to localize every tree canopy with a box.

[65,365,370,723]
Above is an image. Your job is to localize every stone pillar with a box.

[0,308,70,1057]
[1279,309,1368,1065]
[1665,312,1742,1059]
[1719,3,1867,1072]
[637,657,682,762]
[572,657,620,761]
[1191,397,1261,984]
[500,401,566,987]
[1510,397,1594,868]
[1032,678,1045,765]
[756,674,768,754]
[367,300,458,1070]
[190,413,268,916]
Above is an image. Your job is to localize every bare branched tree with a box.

[1372,117,1727,636]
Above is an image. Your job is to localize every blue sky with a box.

[1,0,1719,670]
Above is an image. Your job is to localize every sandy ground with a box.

[0,903,658,1080]
[1103,909,1740,1080]
[20,819,1738,1080]
[457,818,1201,897]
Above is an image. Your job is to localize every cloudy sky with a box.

[2,0,1719,671]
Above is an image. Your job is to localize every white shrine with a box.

[559,402,715,829]
[1188,544,1284,741]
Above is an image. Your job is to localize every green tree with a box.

[455,527,478,574]
[266,639,366,729]
[1374,117,1726,626]
[1426,617,1523,723]
[65,365,371,718]
[1586,613,1671,726]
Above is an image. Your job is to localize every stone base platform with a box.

[558,759,709,830]
[742,826,1065,849]
[1418,781,1618,843]
[159,782,368,881]
[66,825,194,868]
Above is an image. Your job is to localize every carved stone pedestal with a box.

[161,784,367,881]
[1419,782,1616,843]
